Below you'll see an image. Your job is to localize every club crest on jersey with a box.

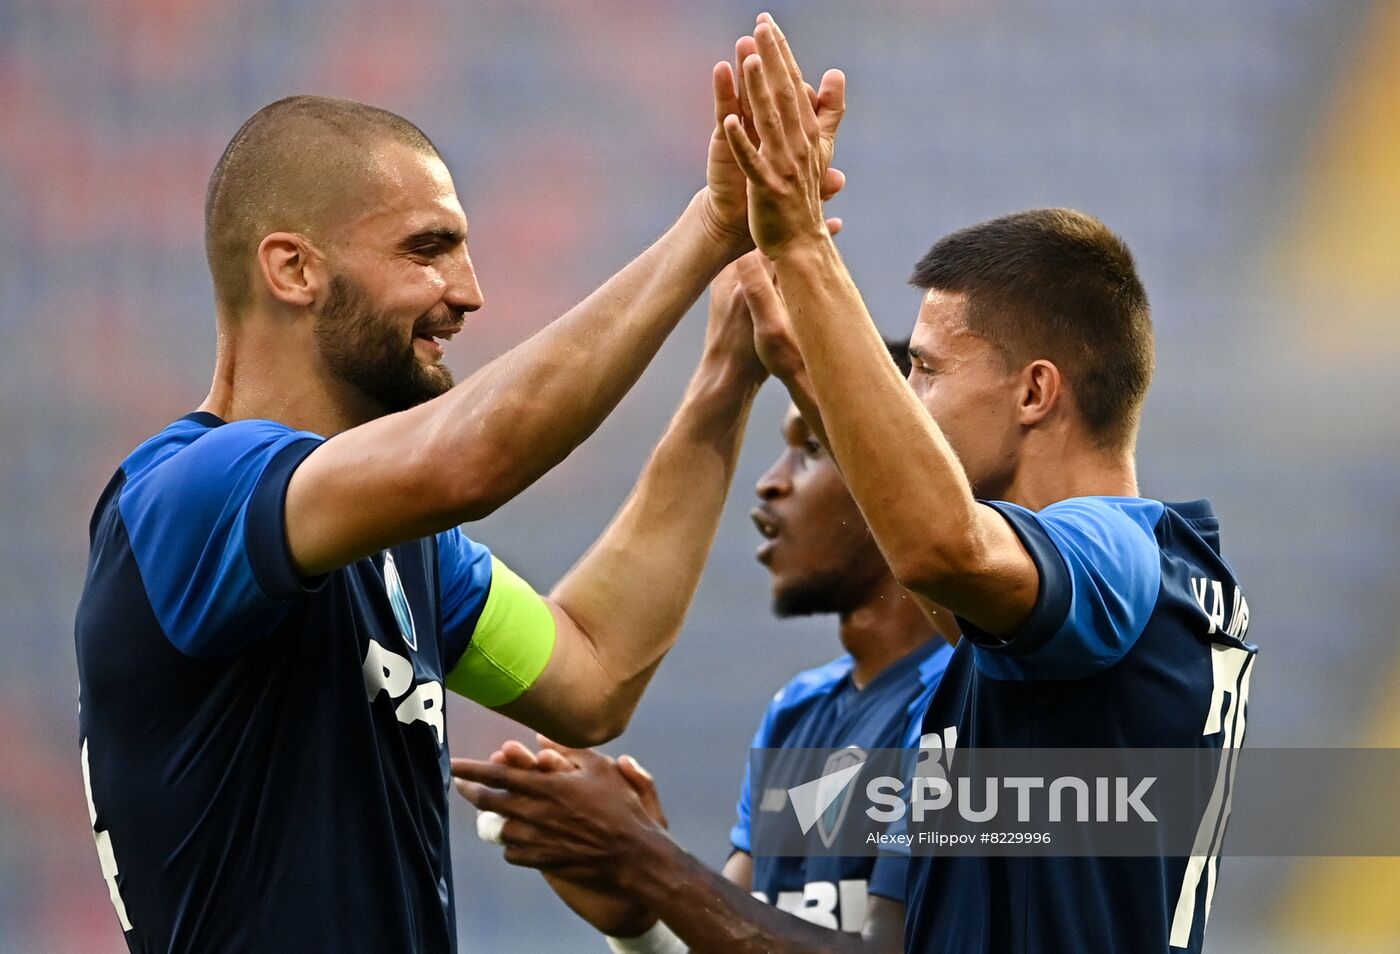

[382,550,418,652]
[817,747,867,848]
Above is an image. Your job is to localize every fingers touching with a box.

[754,17,812,140]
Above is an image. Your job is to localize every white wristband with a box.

[605,920,688,954]
[476,810,506,846]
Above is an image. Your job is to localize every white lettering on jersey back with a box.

[1169,644,1254,947]
[756,879,869,933]
[1189,577,1250,640]
[362,640,444,746]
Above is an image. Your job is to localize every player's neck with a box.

[838,574,940,690]
[998,439,1139,511]
[199,322,380,435]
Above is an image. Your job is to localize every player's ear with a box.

[1017,359,1062,428]
[256,232,325,308]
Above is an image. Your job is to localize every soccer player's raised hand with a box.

[702,26,845,257]
[712,221,840,387]
[698,39,761,253]
[722,13,846,257]
[735,253,801,383]
[706,251,770,385]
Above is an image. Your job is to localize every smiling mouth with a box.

[413,324,462,362]
[414,325,460,347]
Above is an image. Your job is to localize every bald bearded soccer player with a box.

[74,83,847,953]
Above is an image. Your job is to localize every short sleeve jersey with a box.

[904,497,1257,954]
[74,413,516,953]
[731,639,952,933]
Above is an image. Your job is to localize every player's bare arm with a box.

[492,253,771,745]
[732,244,831,457]
[723,14,1038,636]
[283,46,846,579]
[282,66,746,577]
[454,742,904,954]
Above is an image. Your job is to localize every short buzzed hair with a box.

[910,209,1153,450]
[204,95,441,311]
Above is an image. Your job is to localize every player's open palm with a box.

[722,14,846,256]
[701,39,761,252]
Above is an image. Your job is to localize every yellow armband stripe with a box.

[445,556,556,707]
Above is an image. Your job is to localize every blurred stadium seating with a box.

[1,1,1396,950]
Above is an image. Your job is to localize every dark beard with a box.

[315,273,455,415]
[773,569,869,619]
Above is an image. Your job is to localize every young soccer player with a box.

[454,328,955,954]
[722,14,1256,952]
[74,74,845,952]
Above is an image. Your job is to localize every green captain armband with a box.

[445,556,557,707]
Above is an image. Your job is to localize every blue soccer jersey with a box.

[74,413,522,953]
[731,638,953,933]
[904,497,1257,954]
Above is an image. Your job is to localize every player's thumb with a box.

[736,253,780,315]
[819,166,846,201]
[618,754,655,788]
[738,257,795,345]
[619,755,668,829]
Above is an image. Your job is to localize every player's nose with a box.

[756,454,792,500]
[444,250,484,313]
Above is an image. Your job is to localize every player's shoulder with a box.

[1042,497,1229,569]
[435,524,490,559]
[1038,495,1166,537]
[120,412,314,483]
[767,654,854,714]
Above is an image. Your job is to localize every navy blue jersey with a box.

[74,413,504,953]
[905,497,1256,954]
[731,639,952,932]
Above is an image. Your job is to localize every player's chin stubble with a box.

[772,569,865,619]
[315,273,455,416]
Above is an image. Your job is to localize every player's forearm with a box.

[621,831,866,954]
[432,192,743,521]
[769,238,985,599]
[547,353,761,736]
[776,364,833,456]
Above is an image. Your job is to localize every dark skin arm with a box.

[453,742,904,953]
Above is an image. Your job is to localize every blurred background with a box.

[2,0,1398,950]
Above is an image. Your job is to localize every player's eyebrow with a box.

[908,344,933,363]
[397,226,466,250]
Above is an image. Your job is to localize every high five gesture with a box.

[722,14,847,255]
